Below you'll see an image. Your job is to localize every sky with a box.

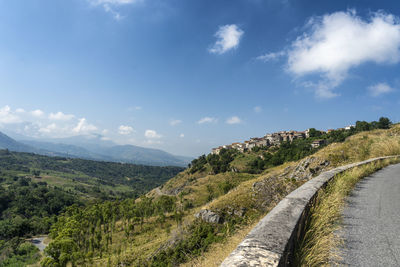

[1,0,400,157]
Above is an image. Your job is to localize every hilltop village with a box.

[211,126,354,155]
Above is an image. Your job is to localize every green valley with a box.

[0,150,183,266]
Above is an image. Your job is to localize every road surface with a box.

[29,236,47,252]
[338,163,400,266]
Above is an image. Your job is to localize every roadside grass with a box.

[295,157,400,266]
[180,220,260,267]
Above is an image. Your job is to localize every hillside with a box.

[0,131,42,154]
[18,134,192,167]
[39,119,400,266]
[0,150,184,266]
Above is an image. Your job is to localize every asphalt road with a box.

[338,163,400,266]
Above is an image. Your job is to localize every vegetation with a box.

[0,150,184,197]
[0,176,77,265]
[0,150,183,266]
[41,195,182,266]
[294,158,399,266]
[0,241,41,267]
[0,117,396,266]
[151,220,227,266]
[188,117,392,175]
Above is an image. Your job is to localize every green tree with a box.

[308,128,321,138]
[378,117,391,129]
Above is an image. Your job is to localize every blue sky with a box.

[1,0,400,157]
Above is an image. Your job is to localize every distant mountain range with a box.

[0,131,192,167]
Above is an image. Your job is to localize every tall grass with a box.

[295,158,399,266]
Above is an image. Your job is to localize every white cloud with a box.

[253,106,262,113]
[368,82,395,97]
[226,116,242,124]
[170,119,182,126]
[72,118,98,134]
[209,24,244,54]
[284,10,400,98]
[144,129,161,139]
[30,109,44,117]
[179,133,184,138]
[0,106,21,124]
[39,123,58,134]
[197,117,217,124]
[49,111,75,121]
[87,0,140,20]
[257,51,286,62]
[118,125,134,135]
[0,106,103,139]
[102,4,123,20]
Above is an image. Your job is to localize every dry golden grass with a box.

[295,158,400,266]
[181,220,259,267]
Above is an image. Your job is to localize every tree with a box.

[378,117,391,129]
[355,121,370,131]
[308,128,321,138]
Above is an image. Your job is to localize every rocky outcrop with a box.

[195,209,222,224]
[252,157,330,210]
[282,157,330,181]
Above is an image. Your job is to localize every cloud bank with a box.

[261,10,400,98]
[0,105,99,138]
[118,125,134,135]
[144,129,161,139]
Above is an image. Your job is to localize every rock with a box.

[285,157,330,181]
[195,209,222,224]
[234,207,246,217]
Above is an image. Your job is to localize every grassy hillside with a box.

[41,120,400,267]
[0,150,184,266]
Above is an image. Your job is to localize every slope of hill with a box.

[40,120,400,267]
[100,144,192,167]
[0,131,40,153]
[0,149,184,265]
[20,135,192,167]
[20,139,114,161]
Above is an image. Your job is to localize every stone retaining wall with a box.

[220,156,398,267]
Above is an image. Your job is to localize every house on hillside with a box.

[250,137,268,147]
[293,132,305,140]
[247,141,257,150]
[311,139,326,148]
[265,133,283,145]
[305,129,311,138]
[211,146,223,155]
[231,142,246,152]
